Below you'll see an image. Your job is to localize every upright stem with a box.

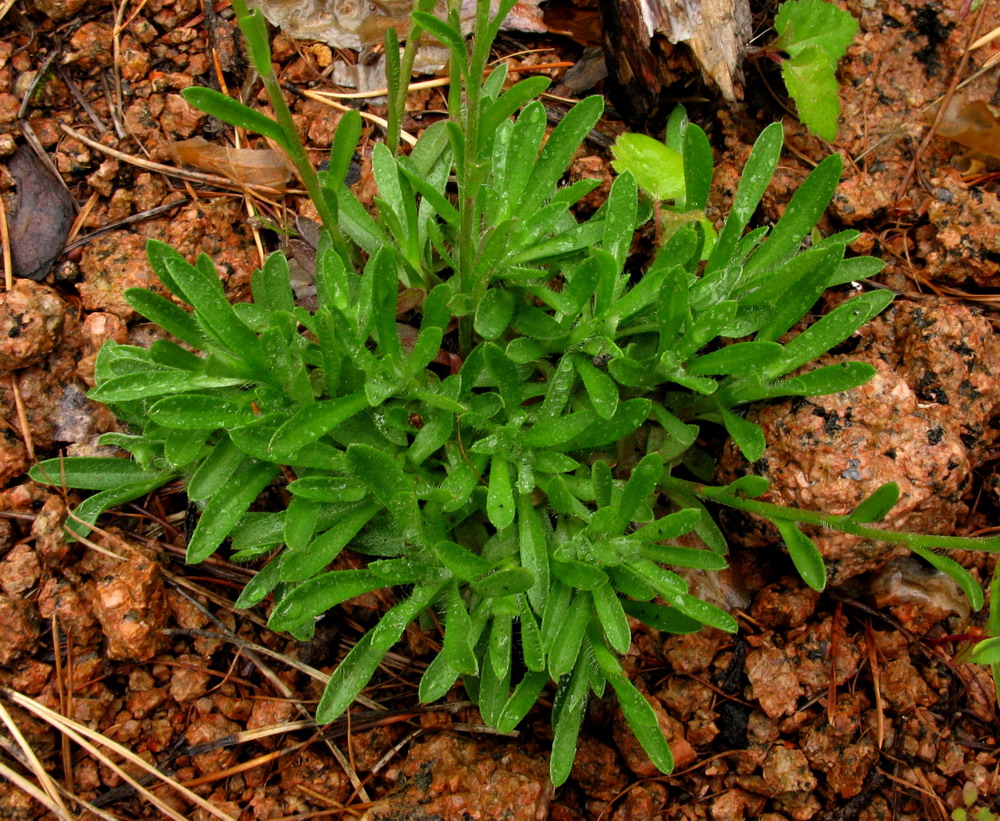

[386,0,436,155]
[261,74,347,254]
[456,0,493,355]
[230,0,350,264]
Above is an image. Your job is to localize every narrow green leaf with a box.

[186,435,247,501]
[432,539,493,581]
[410,11,467,54]
[230,414,348,469]
[316,580,445,723]
[186,460,279,564]
[252,252,295,314]
[66,474,175,540]
[483,344,523,413]
[125,289,207,349]
[368,247,404,364]
[657,266,692,348]
[613,453,664,533]
[631,559,738,631]
[480,622,512,727]
[146,239,195,304]
[776,290,895,373]
[285,475,368,503]
[498,101,546,219]
[474,288,516,341]
[705,122,783,275]
[496,670,548,733]
[770,361,876,396]
[234,553,285,609]
[620,600,703,633]
[521,411,597,448]
[969,637,1000,666]
[284,495,319,552]
[828,256,885,287]
[593,582,631,653]
[603,170,638,269]
[269,392,368,455]
[471,566,533,598]
[591,460,613,508]
[633,508,701,542]
[719,407,766,463]
[541,579,572,651]
[549,591,591,678]
[516,594,545,672]
[487,454,515,530]
[337,186,392,255]
[752,246,845,343]
[481,75,552,137]
[148,395,254,429]
[518,495,550,610]
[775,519,827,591]
[29,457,163,491]
[328,108,362,187]
[89,371,247,402]
[419,653,461,703]
[148,340,202,371]
[398,159,460,226]
[163,256,264,366]
[908,544,984,611]
[280,501,382,581]
[443,581,478,674]
[844,482,899,523]
[489,610,513,681]
[572,354,619,419]
[607,672,673,774]
[550,647,590,786]
[639,544,729,570]
[268,569,381,631]
[182,86,288,145]
[687,341,783,376]
[163,427,209,469]
[745,155,843,276]
[682,123,713,210]
[552,558,607,591]
[523,95,604,214]
[559,399,651,450]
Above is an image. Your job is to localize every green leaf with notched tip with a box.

[611,134,685,201]
[774,0,858,64]
[780,45,842,141]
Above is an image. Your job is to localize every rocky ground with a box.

[0,0,999,819]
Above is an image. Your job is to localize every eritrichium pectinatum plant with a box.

[32,0,1000,785]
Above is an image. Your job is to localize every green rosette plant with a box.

[30,0,1000,785]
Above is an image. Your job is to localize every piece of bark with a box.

[599,0,750,124]
[7,146,76,281]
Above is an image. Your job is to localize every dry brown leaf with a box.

[166,137,292,191]
[929,98,1000,162]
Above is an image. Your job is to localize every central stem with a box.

[455,0,493,356]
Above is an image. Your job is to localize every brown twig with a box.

[827,599,842,725]
[864,620,885,750]
[63,196,191,253]
[50,615,73,796]
[8,375,35,462]
[0,183,12,291]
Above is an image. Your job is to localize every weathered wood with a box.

[598,0,750,124]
